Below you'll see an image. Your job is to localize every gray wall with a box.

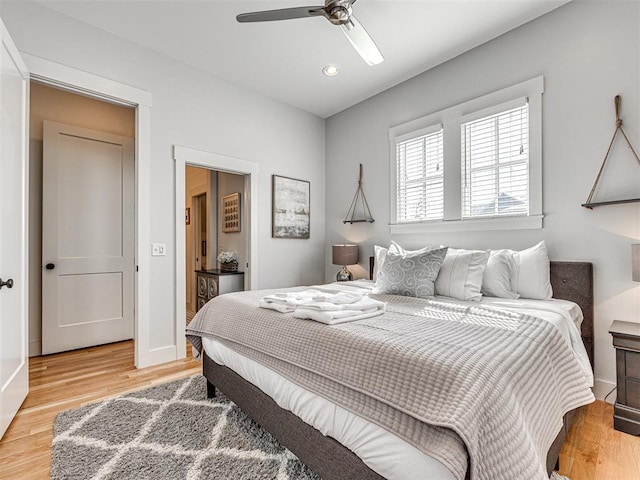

[325,0,640,399]
[2,1,326,353]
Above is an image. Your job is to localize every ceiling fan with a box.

[236,0,384,66]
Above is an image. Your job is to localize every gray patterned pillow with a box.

[372,246,448,298]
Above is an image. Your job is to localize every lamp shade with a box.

[332,244,358,266]
[633,244,640,282]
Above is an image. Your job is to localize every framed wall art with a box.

[272,175,310,239]
[222,192,241,233]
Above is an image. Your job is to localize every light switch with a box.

[152,243,166,256]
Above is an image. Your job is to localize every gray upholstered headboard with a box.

[368,256,594,370]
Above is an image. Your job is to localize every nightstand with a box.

[609,320,640,435]
[195,269,244,312]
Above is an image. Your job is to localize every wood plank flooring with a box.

[0,340,199,480]
[1,340,639,480]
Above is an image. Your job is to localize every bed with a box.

[186,259,595,480]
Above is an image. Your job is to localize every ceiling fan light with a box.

[322,65,340,77]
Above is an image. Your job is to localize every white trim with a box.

[389,214,543,235]
[143,345,178,367]
[388,76,544,231]
[459,96,528,125]
[23,55,155,368]
[24,54,152,107]
[174,145,259,360]
[394,123,442,144]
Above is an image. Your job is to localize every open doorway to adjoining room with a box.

[185,166,247,324]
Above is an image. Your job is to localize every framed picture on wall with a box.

[222,193,241,233]
[272,175,310,239]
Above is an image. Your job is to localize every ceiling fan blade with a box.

[340,15,384,66]
[237,6,324,23]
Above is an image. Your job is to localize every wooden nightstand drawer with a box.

[626,351,640,379]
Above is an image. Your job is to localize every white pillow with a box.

[512,241,553,300]
[372,245,387,281]
[372,246,448,298]
[481,250,520,299]
[435,248,489,301]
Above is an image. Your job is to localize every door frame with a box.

[23,54,159,368]
[174,145,259,360]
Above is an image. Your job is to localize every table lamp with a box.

[332,244,358,282]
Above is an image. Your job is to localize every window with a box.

[389,76,543,233]
[396,126,443,222]
[461,101,529,218]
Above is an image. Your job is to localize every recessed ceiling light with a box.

[322,65,340,77]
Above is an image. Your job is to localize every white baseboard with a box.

[593,378,616,403]
[136,345,177,369]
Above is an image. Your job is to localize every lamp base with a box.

[336,266,353,282]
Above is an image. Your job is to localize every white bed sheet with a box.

[202,336,456,480]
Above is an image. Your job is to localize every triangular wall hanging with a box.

[582,95,640,209]
[343,163,375,224]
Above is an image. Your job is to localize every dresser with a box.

[609,320,640,435]
[195,269,244,312]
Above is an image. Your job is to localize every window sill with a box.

[389,215,543,234]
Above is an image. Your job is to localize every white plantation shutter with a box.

[389,77,542,233]
[396,127,443,222]
[461,101,529,218]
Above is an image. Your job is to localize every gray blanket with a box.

[186,285,594,480]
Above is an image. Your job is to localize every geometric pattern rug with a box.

[51,375,319,480]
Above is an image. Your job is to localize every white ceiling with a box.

[36,0,570,118]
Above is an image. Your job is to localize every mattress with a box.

[202,336,455,480]
[200,283,593,480]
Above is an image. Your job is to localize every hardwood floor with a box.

[0,340,200,480]
[0,340,638,480]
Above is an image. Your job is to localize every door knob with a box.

[0,278,14,290]
[46,263,55,270]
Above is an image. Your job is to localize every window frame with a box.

[389,76,544,234]
[395,124,444,223]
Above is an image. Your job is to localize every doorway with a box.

[29,82,136,356]
[184,166,248,321]
[175,146,259,356]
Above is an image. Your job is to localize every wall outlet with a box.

[151,243,166,256]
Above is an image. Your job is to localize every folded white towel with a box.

[260,289,367,313]
[301,297,384,312]
[293,306,385,325]
[259,299,295,313]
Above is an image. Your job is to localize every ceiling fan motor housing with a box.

[325,0,353,25]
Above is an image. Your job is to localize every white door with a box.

[42,121,134,355]
[0,20,29,439]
